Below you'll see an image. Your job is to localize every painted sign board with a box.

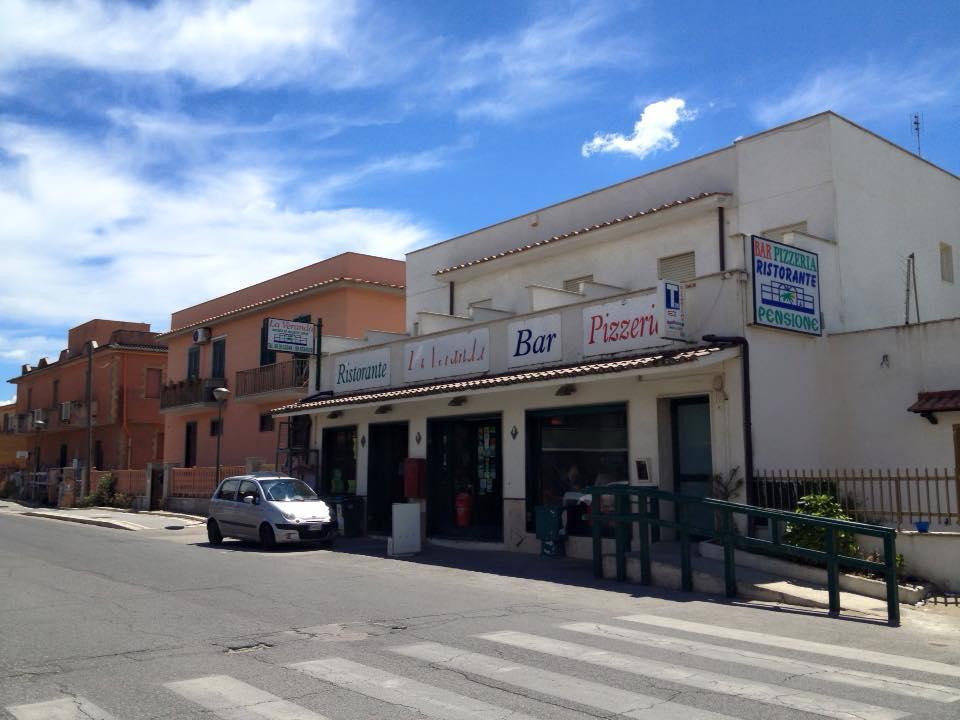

[583,295,665,357]
[751,235,822,336]
[266,318,316,354]
[333,348,391,393]
[655,280,686,340]
[403,328,489,382]
[507,314,562,368]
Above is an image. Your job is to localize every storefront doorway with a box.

[427,415,502,541]
[367,422,408,534]
[671,396,713,536]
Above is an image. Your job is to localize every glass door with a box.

[671,396,713,536]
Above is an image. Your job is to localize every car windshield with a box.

[260,479,319,502]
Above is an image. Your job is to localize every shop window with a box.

[321,426,357,496]
[941,243,955,283]
[259,413,275,432]
[526,404,629,536]
[657,252,695,282]
[145,368,162,399]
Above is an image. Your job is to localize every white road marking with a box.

[479,631,908,720]
[620,614,960,679]
[392,641,738,720]
[563,621,960,703]
[5,697,117,720]
[289,657,538,720]
[165,675,329,720]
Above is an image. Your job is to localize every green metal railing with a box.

[588,485,900,626]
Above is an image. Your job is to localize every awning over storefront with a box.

[908,390,960,423]
[273,343,734,415]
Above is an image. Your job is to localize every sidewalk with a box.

[0,499,204,531]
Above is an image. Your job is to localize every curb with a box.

[22,511,147,531]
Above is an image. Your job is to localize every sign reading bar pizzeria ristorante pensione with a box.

[751,234,822,336]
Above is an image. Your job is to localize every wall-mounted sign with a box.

[751,235,822,336]
[583,295,665,357]
[507,314,562,368]
[266,318,316,354]
[404,328,489,382]
[333,348,391,393]
[655,280,686,340]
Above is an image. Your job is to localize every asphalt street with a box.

[2,506,959,720]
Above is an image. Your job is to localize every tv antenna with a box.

[912,112,923,157]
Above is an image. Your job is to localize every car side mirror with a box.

[242,495,254,504]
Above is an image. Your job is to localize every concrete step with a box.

[601,545,889,615]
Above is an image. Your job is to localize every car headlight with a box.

[280,509,296,521]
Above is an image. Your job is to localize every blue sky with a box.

[2,0,959,402]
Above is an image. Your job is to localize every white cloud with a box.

[755,61,955,127]
[582,98,696,158]
[440,4,641,121]
[0,0,415,90]
[0,124,438,335]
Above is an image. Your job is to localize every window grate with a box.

[563,275,593,292]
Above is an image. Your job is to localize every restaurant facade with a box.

[275,112,960,555]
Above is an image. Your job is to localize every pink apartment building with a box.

[159,253,405,478]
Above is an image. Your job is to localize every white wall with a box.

[829,115,960,331]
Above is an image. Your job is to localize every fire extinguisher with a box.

[455,491,473,527]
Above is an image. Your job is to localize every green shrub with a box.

[783,494,859,557]
[90,474,116,506]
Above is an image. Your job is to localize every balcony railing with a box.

[235,358,309,399]
[160,377,226,410]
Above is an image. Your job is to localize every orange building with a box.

[159,252,404,479]
[7,320,167,475]
[0,402,28,474]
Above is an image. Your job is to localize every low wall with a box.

[164,497,209,516]
[860,532,960,593]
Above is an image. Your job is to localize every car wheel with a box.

[259,523,277,550]
[207,519,223,546]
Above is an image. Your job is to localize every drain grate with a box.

[224,643,272,654]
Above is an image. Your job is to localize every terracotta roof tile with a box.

[160,277,405,337]
[273,344,729,414]
[908,390,960,413]
[434,192,729,276]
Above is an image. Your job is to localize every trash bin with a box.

[535,505,565,557]
[338,495,365,537]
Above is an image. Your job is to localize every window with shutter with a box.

[563,275,593,292]
[657,252,696,282]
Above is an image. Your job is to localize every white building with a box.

[275,112,960,557]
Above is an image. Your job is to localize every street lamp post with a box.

[212,387,230,485]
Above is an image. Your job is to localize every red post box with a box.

[403,458,426,498]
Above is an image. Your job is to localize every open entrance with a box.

[367,422,409,534]
[427,415,502,541]
[321,425,357,496]
[671,396,713,537]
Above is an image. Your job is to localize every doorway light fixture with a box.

[327,410,343,419]
[448,396,467,407]
[555,384,577,397]
[375,405,392,415]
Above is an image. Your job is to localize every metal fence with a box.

[169,465,246,498]
[752,468,959,527]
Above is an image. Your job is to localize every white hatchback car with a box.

[206,472,335,549]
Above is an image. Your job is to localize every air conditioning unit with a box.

[61,401,72,423]
[192,327,212,344]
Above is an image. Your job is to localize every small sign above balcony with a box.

[267,318,317,354]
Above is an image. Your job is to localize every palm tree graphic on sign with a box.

[780,287,796,303]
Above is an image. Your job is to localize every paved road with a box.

[1,507,959,719]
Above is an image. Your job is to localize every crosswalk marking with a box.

[562,621,960,703]
[392,641,738,720]
[479,631,908,720]
[5,697,117,720]
[288,657,539,720]
[621,614,960,679]
[165,675,330,720]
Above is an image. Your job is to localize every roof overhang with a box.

[908,390,960,424]
[272,343,737,417]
